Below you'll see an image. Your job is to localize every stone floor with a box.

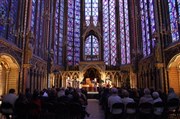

[85,99,105,119]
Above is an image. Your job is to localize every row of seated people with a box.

[0,87,90,119]
[99,87,180,119]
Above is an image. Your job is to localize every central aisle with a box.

[85,99,105,119]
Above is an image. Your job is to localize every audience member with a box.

[139,88,153,104]
[25,88,32,101]
[3,88,18,107]
[108,88,122,113]
[57,88,65,97]
[122,89,135,106]
[152,91,162,104]
[167,88,179,101]
[2,89,18,119]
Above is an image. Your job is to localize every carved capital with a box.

[155,63,164,68]
[23,63,31,68]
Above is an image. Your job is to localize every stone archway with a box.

[83,68,101,83]
[0,54,20,96]
[167,54,180,95]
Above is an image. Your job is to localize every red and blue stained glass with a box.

[67,0,81,65]
[168,0,179,42]
[85,0,98,26]
[103,0,117,66]
[54,0,64,65]
[119,0,130,65]
[140,0,156,57]
[85,35,99,61]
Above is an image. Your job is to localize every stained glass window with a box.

[31,0,36,32]
[30,0,45,57]
[103,0,117,66]
[54,0,64,65]
[85,0,98,26]
[8,0,18,42]
[39,1,44,57]
[119,0,130,65]
[140,0,156,57]
[67,0,81,65]
[168,0,179,42]
[0,0,18,42]
[0,0,9,38]
[85,35,99,61]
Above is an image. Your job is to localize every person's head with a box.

[152,91,159,99]
[122,90,129,98]
[111,88,118,94]
[33,89,39,98]
[144,88,150,95]
[168,88,175,93]
[9,88,15,94]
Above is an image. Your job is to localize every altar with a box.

[81,78,98,92]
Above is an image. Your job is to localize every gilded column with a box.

[5,69,10,94]
[0,66,2,95]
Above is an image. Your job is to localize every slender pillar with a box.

[23,64,31,93]
[5,69,10,94]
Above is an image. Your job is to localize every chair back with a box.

[153,101,164,115]
[166,98,180,119]
[69,102,83,118]
[167,98,179,111]
[111,103,124,114]
[126,102,137,114]
[139,102,153,114]
[54,102,68,119]
[1,102,13,109]
[0,102,13,114]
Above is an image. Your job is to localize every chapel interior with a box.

[0,0,180,96]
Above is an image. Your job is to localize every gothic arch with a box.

[0,53,20,95]
[167,53,180,95]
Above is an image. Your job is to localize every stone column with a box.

[0,66,3,95]
[5,69,10,94]
[23,64,31,93]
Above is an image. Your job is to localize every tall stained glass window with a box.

[140,0,156,57]
[0,0,18,42]
[54,0,64,65]
[168,0,179,42]
[85,0,98,26]
[67,0,81,65]
[119,0,130,64]
[103,0,117,66]
[31,0,45,57]
[0,0,9,38]
[8,0,18,42]
[31,0,36,32]
[85,35,99,61]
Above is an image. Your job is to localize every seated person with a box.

[2,89,18,119]
[152,91,162,104]
[167,88,179,101]
[139,88,153,104]
[122,90,135,106]
[108,88,122,113]
[3,89,18,107]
